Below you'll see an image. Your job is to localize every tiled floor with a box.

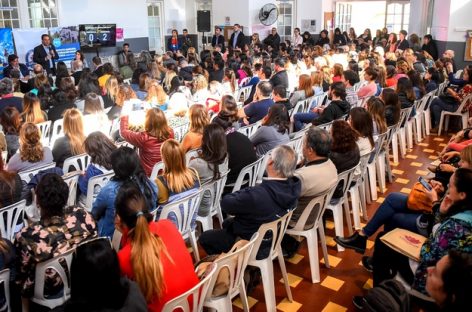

[229,133,446,312]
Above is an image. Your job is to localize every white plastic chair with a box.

[0,199,26,241]
[196,171,229,231]
[153,190,202,262]
[185,148,200,165]
[62,171,81,207]
[366,131,388,201]
[111,229,122,252]
[162,264,217,312]
[384,125,397,184]
[150,161,165,181]
[84,171,114,211]
[286,186,336,283]
[0,269,11,312]
[286,135,304,163]
[438,94,472,136]
[422,92,435,137]
[31,248,74,309]
[326,164,359,252]
[235,85,252,102]
[173,122,190,143]
[289,97,311,117]
[203,233,258,312]
[18,162,56,184]
[36,121,52,147]
[396,107,413,160]
[50,118,63,147]
[62,153,90,174]
[238,120,262,137]
[247,211,294,312]
[230,157,264,193]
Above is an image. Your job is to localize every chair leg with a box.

[367,163,378,201]
[257,261,277,312]
[385,150,393,183]
[239,283,251,312]
[189,232,200,262]
[406,120,413,149]
[216,205,224,227]
[391,134,399,164]
[277,248,293,301]
[317,225,330,269]
[305,229,320,283]
[438,113,445,136]
[399,128,407,158]
[349,187,361,230]
[331,204,345,252]
[444,115,450,134]
[424,109,431,135]
[415,116,422,142]
[376,153,386,194]
[342,197,353,236]
[359,179,368,220]
[364,176,372,205]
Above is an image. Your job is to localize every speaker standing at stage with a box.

[33,34,59,76]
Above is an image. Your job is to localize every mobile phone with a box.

[418,177,432,191]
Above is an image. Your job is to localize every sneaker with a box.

[352,296,366,310]
[362,256,374,272]
[334,232,367,254]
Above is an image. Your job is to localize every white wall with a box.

[58,0,148,39]
[447,0,472,42]
[212,0,250,33]
[296,0,324,34]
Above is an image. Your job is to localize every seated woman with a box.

[145,83,169,110]
[310,82,351,128]
[6,123,53,172]
[120,105,173,177]
[381,88,401,126]
[396,77,417,117]
[181,104,209,153]
[92,147,157,238]
[357,67,378,100]
[166,76,191,116]
[14,173,97,299]
[64,238,148,312]
[250,103,290,157]
[423,67,440,93]
[82,92,111,136]
[0,107,21,160]
[431,144,472,186]
[0,154,21,207]
[189,123,228,217]
[135,73,150,100]
[21,93,47,124]
[212,95,240,130]
[430,67,472,132]
[349,107,375,157]
[192,74,210,104]
[366,97,388,136]
[289,74,314,109]
[78,132,116,196]
[441,127,472,155]
[0,231,17,310]
[52,108,86,169]
[115,183,199,312]
[107,84,137,121]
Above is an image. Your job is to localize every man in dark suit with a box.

[211,26,226,53]
[269,58,289,90]
[263,27,281,50]
[228,24,245,50]
[3,54,29,79]
[32,34,59,75]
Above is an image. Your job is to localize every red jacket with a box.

[120,116,173,176]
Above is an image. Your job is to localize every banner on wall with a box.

[0,28,15,77]
[49,26,80,66]
[13,28,48,68]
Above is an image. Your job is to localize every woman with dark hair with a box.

[0,106,21,159]
[407,69,426,99]
[78,132,116,195]
[64,238,147,312]
[98,63,115,89]
[424,67,440,93]
[333,28,347,46]
[167,76,190,116]
[83,92,111,135]
[250,103,290,157]
[385,33,398,53]
[315,29,330,47]
[92,147,157,238]
[422,34,439,60]
[396,77,416,110]
[0,151,21,207]
[358,28,372,42]
[48,78,78,122]
[55,61,71,88]
[0,230,16,309]
[349,107,375,156]
[15,173,97,299]
[115,183,198,311]
[385,65,397,87]
[70,50,88,73]
[366,97,388,135]
[135,73,150,100]
[211,95,240,129]
[120,105,173,176]
[381,88,401,126]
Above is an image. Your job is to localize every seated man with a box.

[3,54,29,79]
[239,81,274,125]
[0,78,23,114]
[199,145,301,255]
[312,82,351,126]
[290,126,338,229]
[14,173,97,299]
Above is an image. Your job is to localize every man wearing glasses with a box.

[263,27,281,50]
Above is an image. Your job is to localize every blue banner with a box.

[49,26,80,64]
[0,28,15,78]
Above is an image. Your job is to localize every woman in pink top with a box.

[357,67,378,99]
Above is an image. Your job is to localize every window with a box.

[335,2,352,32]
[385,1,410,34]
[28,0,58,28]
[276,0,295,44]
[0,0,20,28]
[147,1,164,52]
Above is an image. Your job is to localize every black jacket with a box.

[211,34,226,52]
[228,31,245,50]
[395,39,409,51]
[263,33,281,50]
[208,68,224,83]
[3,63,29,78]
[333,34,347,46]
[32,44,59,74]
[312,100,350,126]
[222,176,301,239]
[330,146,360,198]
[421,41,439,60]
[226,131,258,184]
[269,70,289,89]
[315,37,330,47]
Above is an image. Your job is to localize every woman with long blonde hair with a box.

[107,84,137,120]
[52,108,86,169]
[155,139,200,205]
[115,182,198,311]
[181,104,209,152]
[145,83,169,109]
[192,74,210,104]
[290,74,315,108]
[21,93,47,124]
[6,122,53,172]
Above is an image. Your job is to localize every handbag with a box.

[406,182,434,213]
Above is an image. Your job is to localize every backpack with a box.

[363,280,410,312]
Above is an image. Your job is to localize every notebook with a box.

[380,228,427,262]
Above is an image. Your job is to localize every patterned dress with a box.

[14,207,97,297]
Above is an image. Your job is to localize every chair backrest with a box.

[162,264,217,312]
[248,210,293,262]
[0,269,10,312]
[231,156,264,193]
[1,150,7,164]
[36,120,52,146]
[153,190,202,237]
[235,85,252,102]
[335,164,359,200]
[385,125,397,148]
[255,152,272,184]
[115,140,135,149]
[32,248,74,309]
[18,162,56,184]
[0,199,26,241]
[290,186,336,232]
[238,120,262,138]
[62,153,90,174]
[85,171,114,211]
[286,135,304,163]
[455,93,472,113]
[205,233,259,302]
[62,171,81,207]
[316,120,333,132]
[369,131,388,164]
[290,98,311,117]
[199,171,229,218]
[174,122,190,143]
[398,107,413,129]
[311,92,328,108]
[185,148,200,165]
[150,161,165,181]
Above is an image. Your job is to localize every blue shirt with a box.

[232,31,240,48]
[244,98,274,124]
